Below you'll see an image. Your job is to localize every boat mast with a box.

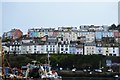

[47,52,50,66]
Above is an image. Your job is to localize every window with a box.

[87,50,88,53]
[53,48,55,51]
[106,54,108,56]
[65,48,68,51]
[50,48,52,51]
[37,51,39,53]
[34,46,36,50]
[58,45,60,47]
[61,48,63,51]
[61,38,63,41]
[65,45,68,47]
[109,54,112,56]
[80,52,82,54]
[61,45,64,47]
[46,48,48,51]
[92,51,94,53]
[98,49,101,52]
[113,54,116,56]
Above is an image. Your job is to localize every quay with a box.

[58,70,120,77]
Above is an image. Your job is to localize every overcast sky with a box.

[1,2,118,35]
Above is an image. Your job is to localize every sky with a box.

[118,1,120,24]
[1,1,119,35]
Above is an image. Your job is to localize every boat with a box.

[24,60,62,80]
[41,70,62,80]
[114,75,120,79]
[41,53,62,80]
[24,63,62,80]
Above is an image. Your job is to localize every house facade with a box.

[84,43,96,55]
[2,26,120,56]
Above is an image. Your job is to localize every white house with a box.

[9,41,21,54]
[21,45,28,54]
[84,43,96,55]
[45,37,58,54]
[58,40,69,54]
[85,32,95,43]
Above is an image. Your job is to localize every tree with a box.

[109,24,117,30]
[117,24,120,32]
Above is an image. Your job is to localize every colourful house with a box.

[69,42,76,54]
[103,47,119,56]
[95,31,103,40]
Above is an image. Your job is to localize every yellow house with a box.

[103,47,113,56]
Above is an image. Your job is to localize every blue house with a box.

[95,31,103,40]
[69,42,76,54]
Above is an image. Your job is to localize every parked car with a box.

[83,69,91,72]
[72,68,76,72]
[107,69,113,72]
[94,69,102,73]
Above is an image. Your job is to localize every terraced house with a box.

[2,24,120,56]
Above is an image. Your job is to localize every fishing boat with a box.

[25,54,62,80]
[24,62,62,80]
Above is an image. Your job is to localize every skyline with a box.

[1,2,118,35]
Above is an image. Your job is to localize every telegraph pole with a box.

[0,38,3,79]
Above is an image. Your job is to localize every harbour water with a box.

[62,77,120,80]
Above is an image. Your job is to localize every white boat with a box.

[25,53,62,80]
[40,53,62,80]
[114,75,119,78]
[41,70,62,80]
[25,62,62,80]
